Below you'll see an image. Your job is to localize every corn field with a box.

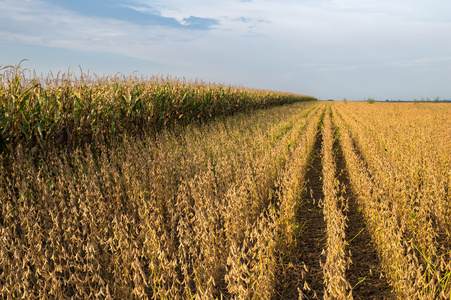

[1,70,451,299]
[0,64,315,156]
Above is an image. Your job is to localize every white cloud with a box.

[1,0,450,99]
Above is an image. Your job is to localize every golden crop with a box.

[0,93,321,298]
[1,69,450,300]
[333,101,451,299]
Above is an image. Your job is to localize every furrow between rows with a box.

[331,111,393,299]
[333,106,425,298]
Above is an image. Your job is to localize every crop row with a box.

[5,99,446,299]
[333,102,451,299]
[321,108,350,299]
[0,65,316,157]
[0,101,324,299]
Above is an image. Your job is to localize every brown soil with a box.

[274,113,394,299]
[274,122,327,299]
[333,125,394,300]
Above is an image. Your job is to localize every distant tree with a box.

[366,97,375,104]
[343,97,347,104]
[434,96,440,102]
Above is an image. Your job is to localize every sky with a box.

[1,0,451,100]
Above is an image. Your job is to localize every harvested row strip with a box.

[296,109,327,299]
[274,104,326,299]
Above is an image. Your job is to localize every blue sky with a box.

[1,0,451,100]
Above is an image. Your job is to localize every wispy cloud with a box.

[43,0,219,29]
[1,0,451,99]
[0,0,219,55]
[182,16,219,30]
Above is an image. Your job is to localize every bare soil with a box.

[274,114,394,299]
[333,124,394,300]
[274,123,327,299]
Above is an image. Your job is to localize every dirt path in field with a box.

[274,111,393,299]
[274,121,327,300]
[297,127,328,299]
[333,125,394,300]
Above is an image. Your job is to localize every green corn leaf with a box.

[18,123,30,142]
